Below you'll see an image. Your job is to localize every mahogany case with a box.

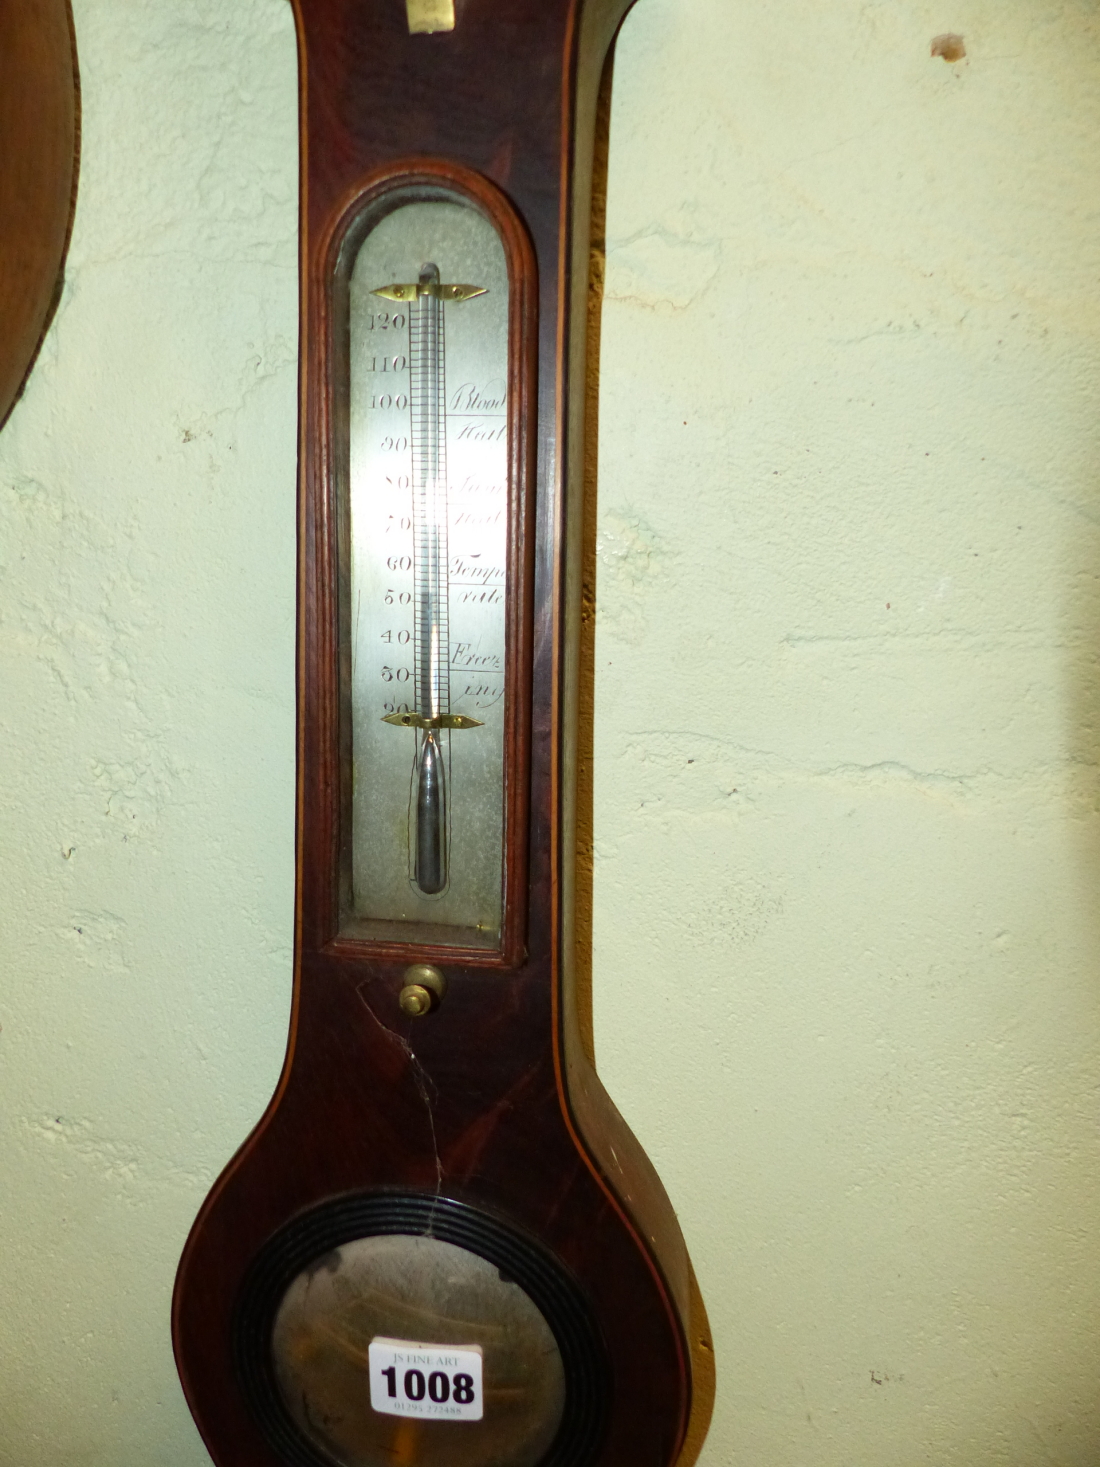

[172,4,701,1464]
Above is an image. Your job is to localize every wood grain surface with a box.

[0,0,78,431]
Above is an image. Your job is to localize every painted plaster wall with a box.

[0,3,299,1461]
[0,2,1097,1465]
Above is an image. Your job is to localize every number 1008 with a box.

[379,1366,476,1405]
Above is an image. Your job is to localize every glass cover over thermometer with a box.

[348,201,509,948]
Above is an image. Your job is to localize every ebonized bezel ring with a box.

[232,1190,611,1467]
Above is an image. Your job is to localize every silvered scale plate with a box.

[348,201,508,946]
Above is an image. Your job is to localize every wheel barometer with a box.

[172,4,706,1466]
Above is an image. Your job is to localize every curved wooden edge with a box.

[0,0,80,431]
[556,5,709,1461]
[571,49,717,1466]
[677,1262,717,1467]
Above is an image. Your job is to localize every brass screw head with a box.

[399,984,433,1018]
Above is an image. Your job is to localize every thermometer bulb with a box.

[415,728,447,895]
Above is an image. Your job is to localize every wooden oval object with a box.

[173,5,705,1467]
[0,0,79,431]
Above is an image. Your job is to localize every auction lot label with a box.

[368,1337,484,1421]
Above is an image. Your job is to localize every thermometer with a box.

[374,264,487,896]
[349,202,510,944]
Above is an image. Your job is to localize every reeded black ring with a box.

[233,1191,610,1467]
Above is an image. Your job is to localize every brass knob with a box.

[399,963,445,1017]
[399,984,433,1017]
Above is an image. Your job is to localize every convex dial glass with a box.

[271,1234,565,1467]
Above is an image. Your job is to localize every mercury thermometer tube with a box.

[374,263,487,896]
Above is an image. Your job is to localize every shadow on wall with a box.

[575,40,716,1467]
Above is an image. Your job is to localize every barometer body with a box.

[173,5,702,1467]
